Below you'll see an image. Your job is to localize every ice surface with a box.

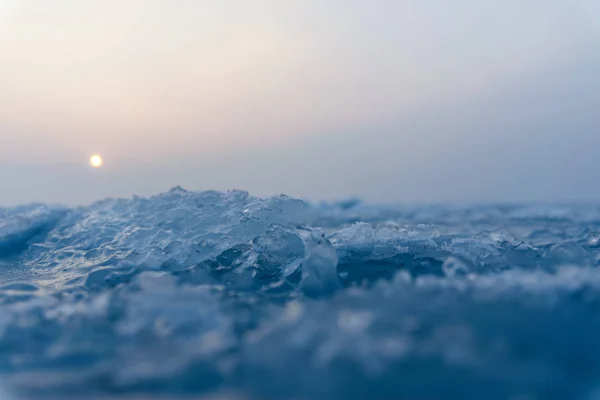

[1,188,600,399]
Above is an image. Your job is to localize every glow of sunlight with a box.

[90,154,103,168]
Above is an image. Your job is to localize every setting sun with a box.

[90,154,103,168]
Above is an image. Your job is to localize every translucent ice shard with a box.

[250,224,305,280]
[300,230,341,297]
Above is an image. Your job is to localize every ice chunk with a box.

[300,231,341,297]
[0,205,66,257]
[250,224,305,280]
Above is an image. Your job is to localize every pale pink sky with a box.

[1,1,599,204]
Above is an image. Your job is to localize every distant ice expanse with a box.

[2,187,600,399]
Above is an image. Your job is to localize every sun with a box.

[90,154,103,168]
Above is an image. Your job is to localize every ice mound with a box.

[1,188,600,399]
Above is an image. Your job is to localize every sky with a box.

[1,0,600,205]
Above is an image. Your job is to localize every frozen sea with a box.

[1,187,600,399]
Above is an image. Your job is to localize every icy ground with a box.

[1,188,600,399]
